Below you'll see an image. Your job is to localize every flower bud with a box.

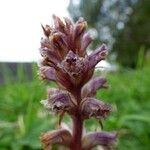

[41,24,51,37]
[53,15,66,33]
[73,18,87,55]
[64,17,73,33]
[80,33,92,56]
[50,32,68,57]
[74,17,87,38]
[39,66,56,81]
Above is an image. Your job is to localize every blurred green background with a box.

[0,64,150,150]
[0,0,150,150]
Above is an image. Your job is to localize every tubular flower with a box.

[81,77,108,98]
[39,15,117,150]
[39,66,56,81]
[80,97,112,119]
[41,88,75,114]
[82,131,117,150]
[40,129,72,150]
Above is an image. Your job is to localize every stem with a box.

[70,87,83,150]
[71,113,83,150]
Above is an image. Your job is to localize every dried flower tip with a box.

[41,24,51,37]
[52,15,66,33]
[82,131,117,150]
[82,77,107,98]
[80,98,112,119]
[40,129,72,150]
[74,18,87,37]
[50,32,68,56]
[63,17,73,29]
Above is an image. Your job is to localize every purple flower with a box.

[41,88,75,114]
[82,77,108,98]
[80,97,112,119]
[87,44,108,70]
[82,131,117,150]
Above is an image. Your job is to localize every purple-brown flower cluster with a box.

[39,15,116,150]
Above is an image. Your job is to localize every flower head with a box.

[39,15,108,91]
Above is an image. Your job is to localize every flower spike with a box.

[39,15,117,150]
